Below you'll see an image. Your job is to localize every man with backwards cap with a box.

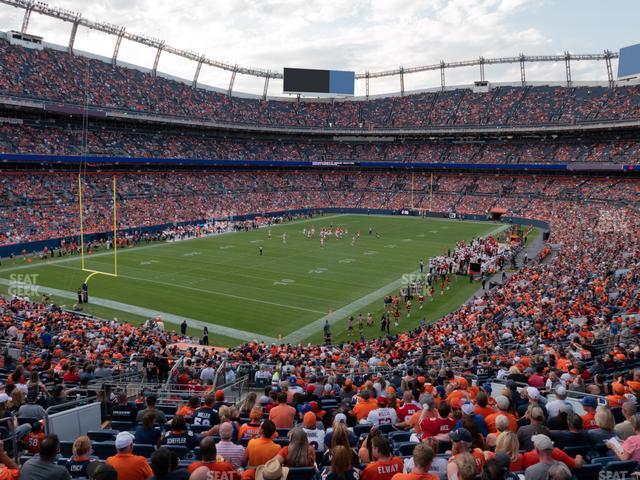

[447,428,485,474]
[105,431,153,480]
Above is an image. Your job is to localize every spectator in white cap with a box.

[524,435,567,480]
[517,386,546,417]
[105,431,153,480]
[454,401,488,437]
[544,386,572,419]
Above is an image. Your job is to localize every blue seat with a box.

[110,421,134,432]
[437,441,452,454]
[157,404,177,415]
[88,430,118,443]
[573,464,602,480]
[378,423,395,434]
[604,461,638,473]
[274,438,290,447]
[394,442,418,456]
[591,457,616,467]
[353,424,372,436]
[388,431,411,444]
[93,442,117,460]
[288,467,317,480]
[17,417,39,426]
[133,444,156,457]
[165,445,189,459]
[564,445,591,457]
[190,424,209,434]
[59,441,74,458]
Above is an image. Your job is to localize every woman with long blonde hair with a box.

[490,431,524,471]
[276,427,316,468]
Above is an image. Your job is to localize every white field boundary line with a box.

[0,277,277,344]
[0,214,346,275]
[282,223,509,344]
[50,263,326,315]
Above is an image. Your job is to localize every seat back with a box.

[573,463,602,480]
[604,460,638,473]
[287,467,317,480]
[93,442,117,460]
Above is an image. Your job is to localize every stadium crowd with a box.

[1,38,640,130]
[0,177,638,478]
[2,171,639,246]
[1,123,640,164]
[1,32,640,480]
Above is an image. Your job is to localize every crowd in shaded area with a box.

[1,171,639,246]
[2,124,640,164]
[0,191,639,480]
[1,38,640,130]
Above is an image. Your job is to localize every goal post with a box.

[78,173,119,280]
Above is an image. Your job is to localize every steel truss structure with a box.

[1,0,620,98]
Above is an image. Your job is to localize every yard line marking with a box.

[51,263,326,315]
[282,223,509,344]
[0,278,276,343]
[0,214,347,275]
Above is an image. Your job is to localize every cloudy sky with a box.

[0,0,636,96]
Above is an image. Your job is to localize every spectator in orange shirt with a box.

[187,436,240,478]
[105,431,153,480]
[606,383,627,408]
[352,390,379,422]
[473,392,494,419]
[246,420,281,467]
[580,396,598,430]
[0,440,19,480]
[239,407,264,441]
[269,392,296,429]
[361,436,404,480]
[484,396,517,433]
[391,444,438,480]
[175,396,199,419]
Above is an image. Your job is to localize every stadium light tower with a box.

[564,51,572,87]
[20,0,33,32]
[152,41,165,77]
[67,12,81,54]
[262,71,270,100]
[112,27,126,67]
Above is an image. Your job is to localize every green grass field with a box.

[0,215,505,347]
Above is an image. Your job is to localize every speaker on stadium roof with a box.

[543,230,550,241]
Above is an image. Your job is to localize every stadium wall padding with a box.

[0,208,549,258]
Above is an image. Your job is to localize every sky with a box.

[0,0,637,97]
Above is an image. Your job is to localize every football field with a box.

[0,215,505,346]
